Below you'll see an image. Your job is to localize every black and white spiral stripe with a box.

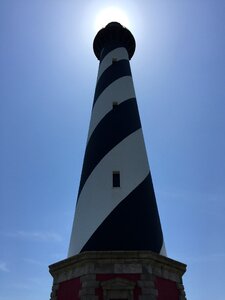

[68,46,166,257]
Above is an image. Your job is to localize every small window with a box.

[112,58,117,64]
[113,171,120,187]
[112,101,118,109]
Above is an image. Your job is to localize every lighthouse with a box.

[68,22,166,257]
[49,22,187,300]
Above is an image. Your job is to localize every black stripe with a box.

[81,173,164,253]
[93,60,131,106]
[77,98,141,198]
[100,43,127,61]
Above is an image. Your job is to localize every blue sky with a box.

[1,1,225,299]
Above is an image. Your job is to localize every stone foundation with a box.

[49,251,187,300]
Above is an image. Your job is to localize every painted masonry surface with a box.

[49,22,187,300]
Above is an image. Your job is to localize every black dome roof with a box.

[93,22,136,60]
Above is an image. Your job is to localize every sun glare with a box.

[94,7,130,32]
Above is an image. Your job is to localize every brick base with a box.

[49,251,187,300]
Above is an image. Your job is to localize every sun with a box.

[94,6,130,32]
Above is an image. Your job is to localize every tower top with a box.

[93,22,136,60]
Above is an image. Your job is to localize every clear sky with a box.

[1,1,225,299]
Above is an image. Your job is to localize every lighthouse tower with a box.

[49,22,187,300]
[68,22,166,257]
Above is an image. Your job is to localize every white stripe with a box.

[160,241,167,256]
[68,129,150,257]
[87,76,136,140]
[97,47,129,80]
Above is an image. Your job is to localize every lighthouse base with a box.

[49,251,187,300]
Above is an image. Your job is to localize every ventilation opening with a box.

[112,101,119,109]
[112,171,120,187]
[112,58,117,64]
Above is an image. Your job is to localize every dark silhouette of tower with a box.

[49,22,187,300]
[68,22,166,257]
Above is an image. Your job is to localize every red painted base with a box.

[156,277,180,300]
[49,251,187,300]
[57,278,81,300]
[56,274,180,300]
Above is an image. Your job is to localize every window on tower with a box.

[112,171,120,187]
[112,101,119,109]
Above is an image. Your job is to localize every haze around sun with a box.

[94,6,130,32]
